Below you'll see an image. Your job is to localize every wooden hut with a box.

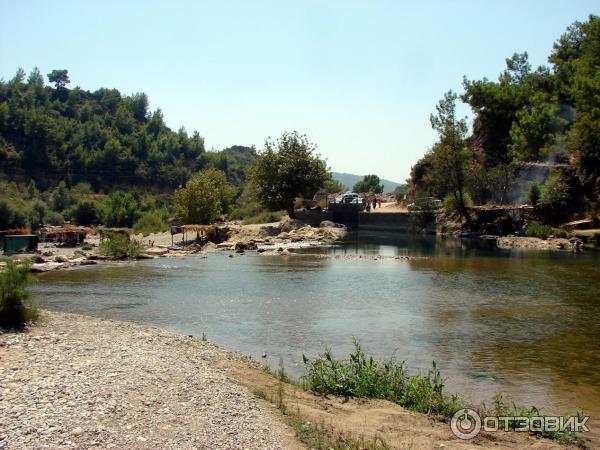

[41,225,94,246]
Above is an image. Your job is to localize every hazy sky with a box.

[1,1,597,181]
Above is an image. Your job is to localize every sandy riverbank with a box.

[0,312,574,449]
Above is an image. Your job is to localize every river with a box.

[31,231,600,439]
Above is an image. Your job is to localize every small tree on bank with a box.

[250,131,328,218]
[430,91,472,223]
[173,168,235,224]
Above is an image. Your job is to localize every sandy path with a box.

[0,311,300,449]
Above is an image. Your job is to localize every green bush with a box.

[302,340,461,417]
[102,191,141,227]
[527,181,541,206]
[524,221,553,239]
[71,200,101,226]
[45,210,65,226]
[0,199,28,229]
[133,209,170,235]
[98,233,145,259]
[443,192,472,214]
[0,261,39,329]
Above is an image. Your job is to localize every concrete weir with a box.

[359,212,436,233]
[326,203,436,233]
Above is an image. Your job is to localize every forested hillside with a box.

[0,68,255,190]
[409,15,599,223]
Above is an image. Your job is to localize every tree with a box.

[102,191,141,227]
[429,91,472,222]
[528,181,541,206]
[322,177,346,193]
[250,131,328,218]
[353,174,384,193]
[47,69,70,90]
[52,181,73,212]
[72,200,100,226]
[173,168,235,224]
[25,180,38,200]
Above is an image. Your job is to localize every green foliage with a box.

[443,192,473,214]
[102,191,141,227]
[45,210,64,226]
[0,68,206,189]
[98,233,145,259]
[0,261,39,329]
[47,69,70,90]
[524,221,553,239]
[250,131,329,218]
[508,94,563,161]
[429,91,472,220]
[0,199,28,229]
[51,181,74,212]
[409,16,600,213]
[540,172,570,209]
[133,209,170,235]
[527,181,542,206]
[302,340,461,417]
[322,177,346,193]
[486,393,577,444]
[71,200,101,226]
[353,174,384,193]
[173,168,235,224]
[228,182,284,224]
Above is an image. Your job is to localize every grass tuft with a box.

[302,339,461,417]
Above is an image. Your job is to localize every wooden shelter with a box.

[41,225,94,246]
[171,224,218,245]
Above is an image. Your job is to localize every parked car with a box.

[335,192,361,204]
[407,197,442,212]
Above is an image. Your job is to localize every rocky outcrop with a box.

[496,236,584,251]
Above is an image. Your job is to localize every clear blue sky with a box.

[1,1,597,182]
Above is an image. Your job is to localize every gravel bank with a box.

[0,311,299,449]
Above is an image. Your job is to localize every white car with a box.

[335,192,360,204]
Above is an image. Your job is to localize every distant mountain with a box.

[331,172,403,193]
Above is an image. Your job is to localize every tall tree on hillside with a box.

[353,174,384,193]
[430,91,472,222]
[47,69,70,90]
[250,131,328,218]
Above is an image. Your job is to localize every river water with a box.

[31,232,600,438]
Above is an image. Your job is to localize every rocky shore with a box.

[1,219,348,273]
[0,311,299,449]
[495,235,585,251]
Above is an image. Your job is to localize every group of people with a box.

[365,196,382,212]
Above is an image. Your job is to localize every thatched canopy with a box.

[42,225,95,237]
[180,224,215,233]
